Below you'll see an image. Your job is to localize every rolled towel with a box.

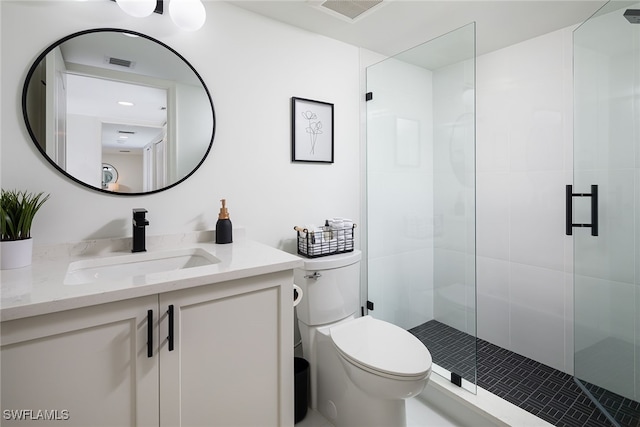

[342,221,354,240]
[306,239,337,256]
[306,243,323,256]
[329,218,344,229]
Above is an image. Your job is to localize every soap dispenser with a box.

[215,199,233,244]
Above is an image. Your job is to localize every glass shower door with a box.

[366,23,477,393]
[573,1,640,424]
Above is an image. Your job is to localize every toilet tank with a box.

[295,250,361,326]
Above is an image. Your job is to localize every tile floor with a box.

[409,320,640,427]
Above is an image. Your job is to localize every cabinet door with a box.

[1,296,159,427]
[159,271,294,427]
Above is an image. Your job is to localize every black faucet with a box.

[132,208,149,253]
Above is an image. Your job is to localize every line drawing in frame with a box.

[291,97,334,163]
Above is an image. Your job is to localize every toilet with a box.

[295,250,432,427]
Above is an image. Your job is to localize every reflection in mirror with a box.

[102,163,118,190]
[23,28,215,195]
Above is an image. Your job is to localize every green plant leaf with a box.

[1,189,50,241]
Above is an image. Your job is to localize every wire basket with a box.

[295,224,356,258]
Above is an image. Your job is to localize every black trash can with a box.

[294,357,309,423]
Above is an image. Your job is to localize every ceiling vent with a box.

[311,0,385,22]
[106,56,135,68]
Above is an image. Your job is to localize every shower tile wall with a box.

[432,56,476,337]
[476,26,575,373]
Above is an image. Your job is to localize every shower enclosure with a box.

[365,23,477,393]
[573,1,640,424]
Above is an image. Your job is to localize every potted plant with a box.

[1,189,50,269]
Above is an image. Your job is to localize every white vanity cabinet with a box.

[1,295,160,427]
[159,270,293,426]
[1,270,294,427]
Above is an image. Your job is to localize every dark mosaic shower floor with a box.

[409,320,640,427]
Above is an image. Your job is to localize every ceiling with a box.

[226,0,611,57]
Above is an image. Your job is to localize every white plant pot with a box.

[1,238,34,270]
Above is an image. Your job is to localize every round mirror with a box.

[22,28,215,195]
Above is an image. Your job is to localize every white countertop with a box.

[1,232,304,322]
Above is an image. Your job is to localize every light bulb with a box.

[169,0,206,32]
[116,0,156,18]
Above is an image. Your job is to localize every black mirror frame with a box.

[21,28,216,196]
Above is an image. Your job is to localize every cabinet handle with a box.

[147,309,153,358]
[167,304,174,351]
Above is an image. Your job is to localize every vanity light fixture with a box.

[169,0,206,32]
[113,0,206,32]
[115,0,157,18]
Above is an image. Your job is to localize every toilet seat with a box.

[330,316,432,380]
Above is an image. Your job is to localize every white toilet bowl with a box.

[295,251,433,426]
[311,315,431,426]
[332,316,432,400]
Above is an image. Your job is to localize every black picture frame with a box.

[291,97,334,163]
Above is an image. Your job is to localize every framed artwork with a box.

[291,97,334,163]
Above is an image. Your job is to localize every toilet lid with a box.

[331,316,432,378]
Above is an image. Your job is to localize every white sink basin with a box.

[64,248,220,285]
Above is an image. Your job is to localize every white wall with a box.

[0,1,361,253]
[66,114,102,187]
[476,26,575,374]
